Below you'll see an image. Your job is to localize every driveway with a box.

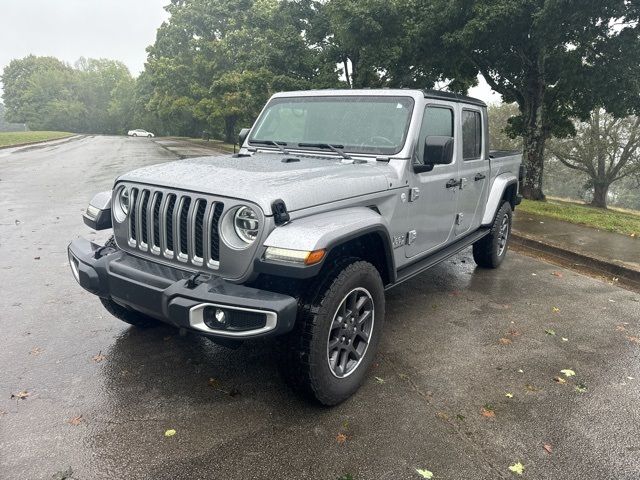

[1,136,639,480]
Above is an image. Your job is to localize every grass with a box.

[0,131,74,148]
[518,198,640,236]
[170,136,236,153]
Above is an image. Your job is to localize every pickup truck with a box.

[69,89,522,405]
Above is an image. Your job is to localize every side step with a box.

[388,228,490,290]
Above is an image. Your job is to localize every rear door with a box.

[454,107,490,236]
[405,102,459,258]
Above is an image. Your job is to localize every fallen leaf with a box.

[207,378,218,387]
[91,352,106,363]
[11,390,29,400]
[525,384,539,392]
[505,392,514,398]
[336,433,347,444]
[543,444,553,454]
[455,414,465,421]
[34,256,41,260]
[398,373,409,380]
[615,325,627,332]
[627,336,640,344]
[374,376,385,384]
[499,337,512,345]
[164,429,176,437]
[435,411,449,420]
[553,377,567,384]
[508,462,525,475]
[415,468,434,479]
[552,271,563,278]
[481,406,495,418]
[68,415,83,426]
[560,369,576,377]
[575,383,588,393]
[508,329,521,337]
[552,307,560,313]
[29,347,44,355]
[545,329,556,336]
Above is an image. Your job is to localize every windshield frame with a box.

[248,95,416,157]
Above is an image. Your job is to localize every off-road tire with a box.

[473,201,512,268]
[277,258,385,406]
[99,236,160,328]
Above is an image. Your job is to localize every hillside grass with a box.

[172,136,236,153]
[518,198,640,237]
[0,131,74,148]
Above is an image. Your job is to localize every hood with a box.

[117,152,396,213]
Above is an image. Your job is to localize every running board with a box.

[388,228,490,290]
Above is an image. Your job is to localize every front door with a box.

[455,108,490,236]
[405,103,459,258]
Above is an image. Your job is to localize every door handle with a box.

[446,178,461,189]
[474,173,486,181]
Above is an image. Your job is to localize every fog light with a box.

[203,307,228,329]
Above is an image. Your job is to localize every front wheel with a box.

[473,201,512,268]
[278,259,385,405]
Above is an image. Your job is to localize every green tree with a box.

[414,0,640,200]
[548,110,640,208]
[487,102,521,151]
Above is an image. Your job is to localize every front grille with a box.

[127,186,224,268]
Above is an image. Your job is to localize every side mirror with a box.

[424,135,454,166]
[238,128,251,146]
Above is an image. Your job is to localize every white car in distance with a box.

[127,129,154,138]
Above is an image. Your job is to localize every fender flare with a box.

[481,174,518,226]
[257,207,395,281]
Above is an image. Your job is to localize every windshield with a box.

[249,95,415,156]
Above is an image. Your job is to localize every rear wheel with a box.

[99,236,160,328]
[473,201,512,268]
[277,258,385,405]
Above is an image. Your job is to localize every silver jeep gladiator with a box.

[69,89,522,405]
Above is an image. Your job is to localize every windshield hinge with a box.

[272,199,290,226]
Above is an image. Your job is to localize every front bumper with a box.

[68,238,298,339]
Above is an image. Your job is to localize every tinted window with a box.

[462,110,482,160]
[415,106,453,165]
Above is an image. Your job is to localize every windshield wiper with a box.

[297,142,351,159]
[251,140,289,154]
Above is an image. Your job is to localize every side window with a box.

[462,110,482,160]
[415,106,453,165]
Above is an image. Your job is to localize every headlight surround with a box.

[233,206,259,244]
[113,186,130,222]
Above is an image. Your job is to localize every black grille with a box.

[124,187,224,268]
[194,200,206,258]
[152,193,163,248]
[210,203,224,262]
[166,194,176,251]
[178,197,192,255]
[129,189,138,241]
[203,307,267,332]
[140,190,150,245]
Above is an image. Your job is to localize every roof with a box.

[271,89,486,107]
[422,89,487,107]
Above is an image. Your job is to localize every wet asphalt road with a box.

[1,135,640,480]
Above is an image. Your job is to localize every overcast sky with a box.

[0,0,499,103]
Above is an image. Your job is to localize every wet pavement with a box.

[513,211,640,273]
[1,135,640,480]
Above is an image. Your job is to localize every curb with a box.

[0,134,81,150]
[511,231,640,286]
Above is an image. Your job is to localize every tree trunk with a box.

[521,63,548,201]
[591,181,609,208]
[224,115,237,144]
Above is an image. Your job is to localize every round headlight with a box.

[119,188,130,215]
[113,186,130,222]
[234,206,259,244]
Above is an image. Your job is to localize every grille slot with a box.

[124,186,223,269]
